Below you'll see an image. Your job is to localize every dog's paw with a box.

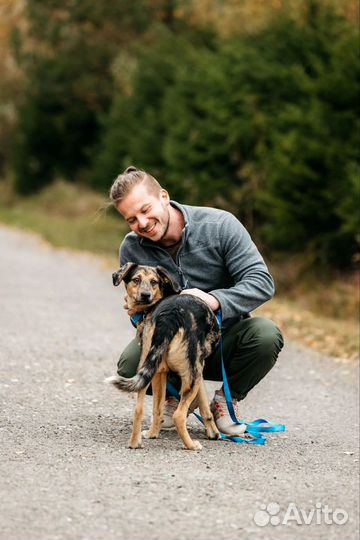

[142,429,159,439]
[128,438,143,449]
[207,429,220,440]
[184,440,202,451]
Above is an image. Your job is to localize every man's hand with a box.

[180,288,220,312]
[123,294,136,317]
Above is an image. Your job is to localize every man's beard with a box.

[139,208,170,243]
[157,208,171,243]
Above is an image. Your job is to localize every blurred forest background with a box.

[0,0,358,358]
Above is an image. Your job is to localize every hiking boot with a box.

[161,397,178,430]
[160,395,199,430]
[210,392,247,436]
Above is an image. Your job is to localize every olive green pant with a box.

[117,316,284,401]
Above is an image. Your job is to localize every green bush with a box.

[12,0,153,194]
[89,27,214,195]
[98,1,357,268]
[259,13,359,268]
[13,57,101,194]
[13,0,359,269]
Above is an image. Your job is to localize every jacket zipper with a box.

[175,224,188,288]
[140,225,189,289]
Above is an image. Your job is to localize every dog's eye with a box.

[150,280,159,286]
[132,277,141,284]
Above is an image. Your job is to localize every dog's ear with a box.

[156,266,181,295]
[112,262,138,287]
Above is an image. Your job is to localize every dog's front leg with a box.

[128,387,147,449]
[143,371,166,439]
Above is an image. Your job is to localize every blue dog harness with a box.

[130,312,144,328]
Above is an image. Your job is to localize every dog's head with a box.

[112,262,181,312]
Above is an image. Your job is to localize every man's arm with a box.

[208,212,275,320]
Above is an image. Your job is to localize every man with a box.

[109,166,284,436]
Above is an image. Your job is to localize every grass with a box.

[0,179,358,361]
[255,298,358,361]
[0,180,126,259]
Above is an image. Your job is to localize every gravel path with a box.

[0,224,358,540]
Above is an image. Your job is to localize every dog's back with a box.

[110,294,220,392]
[152,294,220,371]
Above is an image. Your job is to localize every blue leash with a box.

[167,311,286,445]
[130,309,285,444]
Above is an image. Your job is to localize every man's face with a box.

[116,181,171,243]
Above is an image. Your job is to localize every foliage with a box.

[12,1,154,194]
[259,8,360,267]
[94,0,359,268]
[9,0,360,269]
[90,25,216,194]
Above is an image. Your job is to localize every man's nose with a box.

[137,215,149,230]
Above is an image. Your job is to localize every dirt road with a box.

[0,225,358,539]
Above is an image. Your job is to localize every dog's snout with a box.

[140,291,152,303]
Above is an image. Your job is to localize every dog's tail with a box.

[105,335,171,393]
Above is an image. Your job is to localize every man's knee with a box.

[117,340,141,378]
[117,354,136,379]
[241,316,284,365]
[251,316,283,346]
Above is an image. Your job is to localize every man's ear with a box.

[112,262,138,286]
[156,266,181,295]
[160,188,170,205]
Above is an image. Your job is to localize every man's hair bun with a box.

[124,166,138,174]
[109,166,161,203]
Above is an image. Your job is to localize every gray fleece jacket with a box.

[119,201,275,332]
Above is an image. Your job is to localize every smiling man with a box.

[109,166,284,436]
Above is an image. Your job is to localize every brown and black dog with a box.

[106,262,220,451]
